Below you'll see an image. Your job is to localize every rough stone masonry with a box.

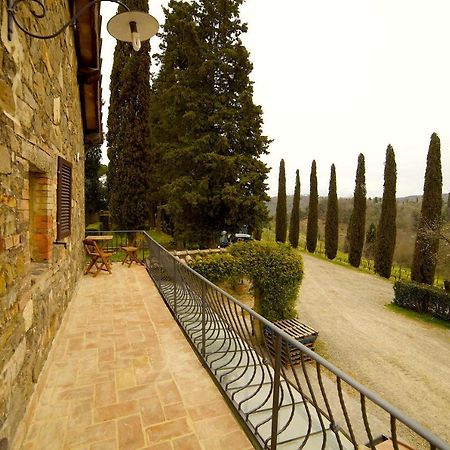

[0,2,87,445]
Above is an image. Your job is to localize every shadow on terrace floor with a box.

[15,264,252,450]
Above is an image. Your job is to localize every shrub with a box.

[189,253,240,284]
[190,241,304,322]
[393,280,450,321]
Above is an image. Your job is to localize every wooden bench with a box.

[264,318,318,365]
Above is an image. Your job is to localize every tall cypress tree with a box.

[306,160,318,253]
[374,145,397,278]
[348,153,366,267]
[150,0,269,246]
[325,164,338,260]
[289,169,300,248]
[107,0,153,229]
[446,192,450,221]
[275,159,287,243]
[365,223,377,259]
[411,133,442,284]
[85,145,104,222]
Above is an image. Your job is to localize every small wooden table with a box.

[88,235,113,248]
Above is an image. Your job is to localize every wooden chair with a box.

[83,238,114,276]
[121,234,143,267]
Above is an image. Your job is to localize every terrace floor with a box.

[15,264,253,450]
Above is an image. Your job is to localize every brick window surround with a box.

[29,171,52,262]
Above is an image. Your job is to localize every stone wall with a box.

[0,1,86,445]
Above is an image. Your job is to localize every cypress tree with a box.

[306,160,318,253]
[275,159,287,243]
[365,223,377,259]
[374,145,397,278]
[411,133,442,284]
[348,153,366,267]
[107,0,153,229]
[446,192,450,221]
[150,0,269,246]
[325,164,338,259]
[289,169,300,248]
[85,145,104,223]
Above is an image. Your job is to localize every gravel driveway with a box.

[297,252,450,445]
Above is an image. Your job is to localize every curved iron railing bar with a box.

[252,377,276,437]
[9,0,129,40]
[279,340,312,445]
[219,301,257,386]
[219,296,258,389]
[337,377,358,449]
[391,416,399,450]
[316,362,345,450]
[361,394,376,450]
[288,351,315,450]
[141,231,450,450]
[213,300,247,372]
[235,309,272,414]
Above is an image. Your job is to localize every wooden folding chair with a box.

[83,238,114,276]
[121,234,143,267]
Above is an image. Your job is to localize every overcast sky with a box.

[101,0,450,198]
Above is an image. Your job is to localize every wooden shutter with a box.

[57,157,72,240]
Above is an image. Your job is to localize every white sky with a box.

[100,0,450,198]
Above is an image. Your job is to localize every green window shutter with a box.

[57,156,72,239]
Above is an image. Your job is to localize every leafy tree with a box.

[411,133,442,284]
[150,0,269,246]
[374,145,397,278]
[325,164,338,259]
[107,0,154,229]
[306,160,318,253]
[289,169,300,248]
[85,146,106,222]
[275,159,287,242]
[348,153,366,267]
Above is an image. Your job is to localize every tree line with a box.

[275,133,444,285]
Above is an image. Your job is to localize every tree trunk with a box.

[253,286,264,345]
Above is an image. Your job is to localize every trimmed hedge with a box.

[189,241,303,322]
[190,253,239,284]
[393,281,450,321]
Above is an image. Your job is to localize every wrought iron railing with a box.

[85,230,449,450]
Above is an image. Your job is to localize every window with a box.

[57,156,72,240]
[29,169,51,262]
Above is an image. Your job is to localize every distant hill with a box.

[266,194,450,218]
[267,193,449,271]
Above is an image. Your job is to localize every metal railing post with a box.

[158,246,162,289]
[201,282,206,357]
[270,334,282,450]
[173,257,177,315]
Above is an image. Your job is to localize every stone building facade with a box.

[0,1,101,446]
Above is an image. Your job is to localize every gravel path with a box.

[296,252,450,445]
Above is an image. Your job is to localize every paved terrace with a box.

[14,265,253,450]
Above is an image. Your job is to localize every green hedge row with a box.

[189,241,303,322]
[393,281,450,321]
[189,253,239,283]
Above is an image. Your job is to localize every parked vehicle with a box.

[230,233,253,243]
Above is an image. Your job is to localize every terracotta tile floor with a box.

[16,264,253,450]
